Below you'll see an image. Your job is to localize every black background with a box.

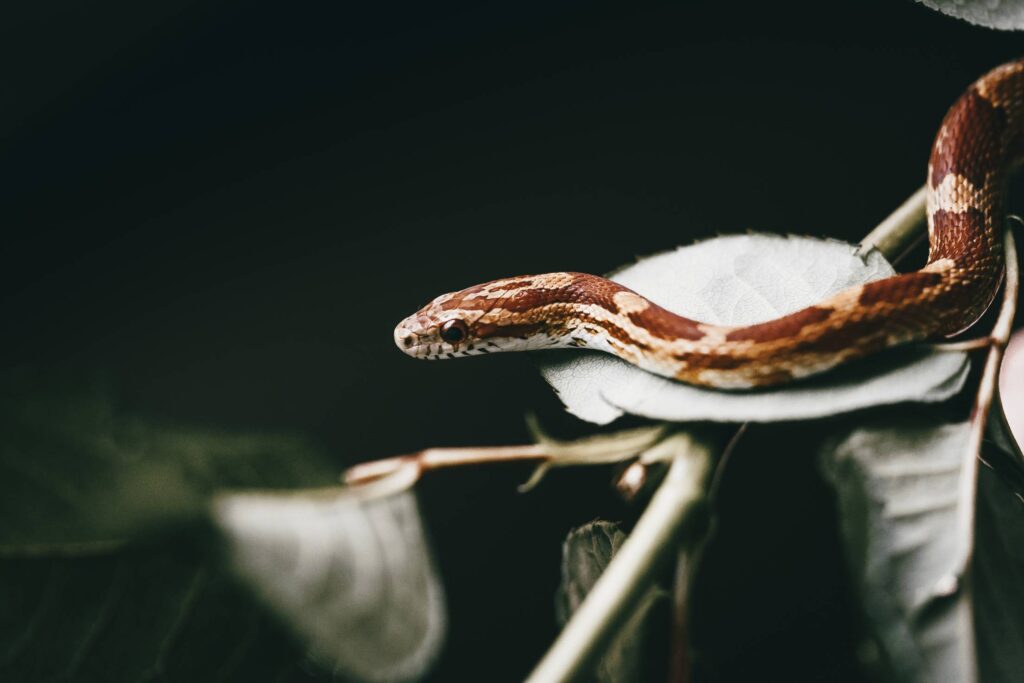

[3,1,1022,681]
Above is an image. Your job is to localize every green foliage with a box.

[0,369,340,682]
[555,521,670,683]
[821,418,1024,682]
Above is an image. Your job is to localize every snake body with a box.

[395,60,1024,389]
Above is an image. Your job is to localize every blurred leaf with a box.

[820,418,1024,682]
[0,544,317,682]
[0,369,445,683]
[916,1,1024,30]
[215,488,445,683]
[555,521,670,683]
[0,368,338,548]
[973,443,1024,682]
[539,235,968,424]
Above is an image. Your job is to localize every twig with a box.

[929,338,996,353]
[956,226,1019,573]
[524,432,715,683]
[858,185,927,260]
[344,420,669,490]
[342,444,547,486]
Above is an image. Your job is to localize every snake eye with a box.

[440,319,468,344]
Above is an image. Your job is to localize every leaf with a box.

[819,417,1024,682]
[215,488,446,683]
[973,444,1024,683]
[0,369,444,683]
[538,235,969,425]
[0,368,338,548]
[555,521,670,683]
[0,545,316,682]
[915,1,1024,31]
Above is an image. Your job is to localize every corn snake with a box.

[395,60,1022,389]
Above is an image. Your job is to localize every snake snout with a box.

[395,314,438,357]
[394,324,418,353]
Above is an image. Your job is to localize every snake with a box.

[394,59,1023,389]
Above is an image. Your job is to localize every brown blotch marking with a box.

[795,317,891,354]
[928,208,990,263]
[930,87,1008,189]
[627,304,704,341]
[494,273,623,315]
[601,320,652,351]
[747,370,795,387]
[858,272,944,306]
[673,352,747,370]
[441,273,625,315]
[569,310,651,351]
[725,306,833,343]
[487,278,535,292]
[472,322,545,339]
[440,297,491,311]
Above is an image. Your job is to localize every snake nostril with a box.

[395,326,418,351]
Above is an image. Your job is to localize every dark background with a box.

[2,1,1022,681]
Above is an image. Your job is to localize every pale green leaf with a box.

[820,418,1024,682]
[916,1,1024,30]
[555,521,670,683]
[215,488,446,683]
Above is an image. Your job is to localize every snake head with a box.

[394,275,564,360]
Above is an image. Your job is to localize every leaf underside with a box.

[820,417,1024,683]
[915,0,1024,31]
[216,489,446,683]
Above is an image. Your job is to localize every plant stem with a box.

[956,227,1019,572]
[858,185,927,260]
[344,422,668,489]
[342,444,547,485]
[523,432,713,683]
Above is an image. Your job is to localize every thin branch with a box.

[930,338,996,353]
[344,421,669,490]
[342,444,546,486]
[667,422,746,683]
[956,226,1019,574]
[858,185,927,260]
[524,432,715,683]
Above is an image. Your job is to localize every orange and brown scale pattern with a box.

[395,59,1024,389]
